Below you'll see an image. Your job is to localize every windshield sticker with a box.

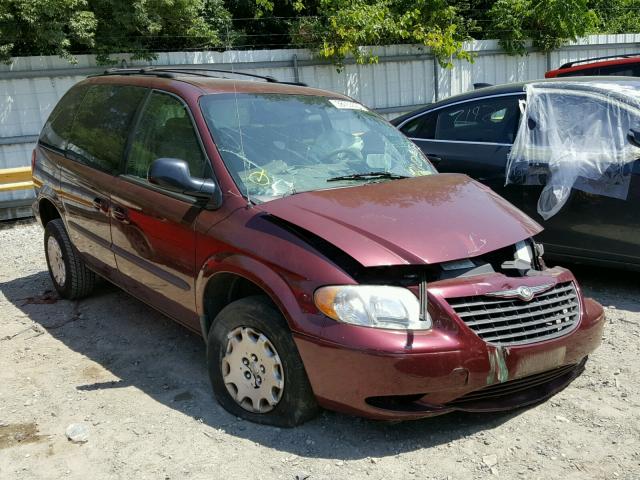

[329,99,367,111]
[248,169,271,186]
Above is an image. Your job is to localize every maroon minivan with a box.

[32,68,605,426]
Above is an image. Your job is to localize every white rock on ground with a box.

[65,423,89,443]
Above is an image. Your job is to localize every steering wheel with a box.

[321,148,362,164]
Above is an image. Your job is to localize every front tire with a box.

[207,296,318,427]
[44,219,96,299]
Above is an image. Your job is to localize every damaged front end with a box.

[254,173,604,419]
[284,231,603,419]
[292,249,603,418]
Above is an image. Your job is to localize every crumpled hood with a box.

[257,174,542,267]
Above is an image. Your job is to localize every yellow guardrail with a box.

[0,166,34,192]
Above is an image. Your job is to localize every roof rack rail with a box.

[97,67,308,86]
[93,68,175,79]
[559,53,640,69]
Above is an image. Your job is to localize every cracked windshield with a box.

[200,93,436,202]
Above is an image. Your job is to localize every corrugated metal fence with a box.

[2,34,640,219]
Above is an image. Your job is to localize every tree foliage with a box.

[0,0,639,65]
[88,0,231,64]
[486,0,599,54]
[290,0,472,67]
[0,0,230,63]
[590,0,640,34]
[0,0,97,61]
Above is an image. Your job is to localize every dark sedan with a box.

[392,77,640,271]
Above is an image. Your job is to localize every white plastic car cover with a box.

[505,81,640,219]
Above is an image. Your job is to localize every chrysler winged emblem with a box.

[485,283,554,302]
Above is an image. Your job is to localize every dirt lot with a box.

[0,220,639,480]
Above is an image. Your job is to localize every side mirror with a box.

[148,158,219,207]
[628,128,640,148]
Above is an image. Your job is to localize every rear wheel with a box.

[44,219,96,299]
[207,296,318,427]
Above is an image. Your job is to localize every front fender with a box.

[195,253,325,337]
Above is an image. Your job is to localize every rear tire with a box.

[44,219,96,299]
[207,295,319,427]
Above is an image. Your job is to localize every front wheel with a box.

[207,296,318,427]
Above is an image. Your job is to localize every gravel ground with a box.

[1,220,639,480]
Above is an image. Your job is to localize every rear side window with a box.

[597,64,640,76]
[67,84,147,174]
[126,91,208,180]
[39,85,89,151]
[557,64,640,77]
[432,96,522,144]
[557,67,598,77]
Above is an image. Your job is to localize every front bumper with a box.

[293,269,605,420]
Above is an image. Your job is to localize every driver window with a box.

[434,96,522,144]
[126,91,207,180]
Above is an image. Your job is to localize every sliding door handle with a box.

[111,206,129,224]
[92,197,108,211]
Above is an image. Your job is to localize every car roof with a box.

[81,72,350,100]
[546,55,640,77]
[391,76,640,124]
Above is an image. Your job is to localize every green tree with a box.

[290,0,472,67]
[0,0,231,63]
[223,0,302,49]
[0,0,97,62]
[486,0,599,55]
[2,0,639,66]
[590,0,640,34]
[88,0,231,64]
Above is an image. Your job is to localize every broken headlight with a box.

[314,285,431,330]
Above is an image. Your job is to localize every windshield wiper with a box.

[326,172,408,182]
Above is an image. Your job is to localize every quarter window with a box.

[39,85,89,151]
[67,85,147,173]
[126,92,208,180]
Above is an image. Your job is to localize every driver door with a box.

[109,90,213,330]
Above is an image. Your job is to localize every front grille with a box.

[446,362,582,407]
[447,282,580,346]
